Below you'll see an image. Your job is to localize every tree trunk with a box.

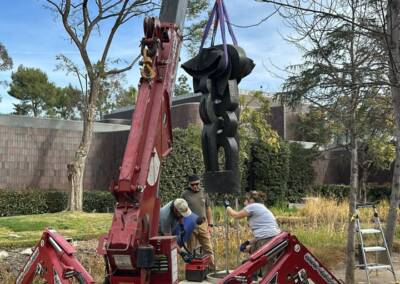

[385,0,400,253]
[67,79,99,211]
[345,135,358,284]
[386,96,400,252]
[359,168,368,203]
[345,4,359,281]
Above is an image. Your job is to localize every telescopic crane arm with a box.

[97,1,188,283]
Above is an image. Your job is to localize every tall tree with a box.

[183,0,210,56]
[8,65,58,117]
[258,0,400,257]
[46,0,160,211]
[97,75,125,119]
[296,98,395,202]
[384,0,400,255]
[0,42,13,99]
[47,84,82,119]
[46,0,210,211]
[0,42,12,71]
[273,1,387,282]
[115,85,137,109]
[174,74,191,96]
[293,106,335,145]
[239,91,280,154]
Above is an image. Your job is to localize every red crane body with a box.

[218,232,342,284]
[97,14,185,283]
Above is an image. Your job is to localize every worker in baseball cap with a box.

[159,198,203,243]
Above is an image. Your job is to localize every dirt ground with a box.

[2,239,400,283]
[331,254,400,284]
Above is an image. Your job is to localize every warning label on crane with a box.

[171,248,178,283]
[147,148,161,186]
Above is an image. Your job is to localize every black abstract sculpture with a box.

[182,44,255,194]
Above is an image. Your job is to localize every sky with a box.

[0,0,302,114]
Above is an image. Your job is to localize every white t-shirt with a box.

[244,203,281,239]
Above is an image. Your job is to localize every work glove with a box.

[179,251,193,263]
[223,200,230,208]
[239,240,250,252]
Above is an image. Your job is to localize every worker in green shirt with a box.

[181,174,215,270]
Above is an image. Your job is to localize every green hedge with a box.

[245,140,290,205]
[244,140,317,205]
[309,184,350,202]
[308,184,391,202]
[0,189,115,216]
[367,185,391,201]
[287,143,316,202]
[159,126,204,203]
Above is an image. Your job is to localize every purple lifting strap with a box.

[199,0,238,69]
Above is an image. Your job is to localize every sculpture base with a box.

[204,171,240,194]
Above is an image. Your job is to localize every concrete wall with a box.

[0,115,129,190]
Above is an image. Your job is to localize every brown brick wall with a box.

[171,103,202,129]
[0,125,128,190]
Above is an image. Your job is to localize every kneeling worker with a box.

[159,198,202,261]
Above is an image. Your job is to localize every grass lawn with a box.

[0,212,112,248]
[0,199,398,269]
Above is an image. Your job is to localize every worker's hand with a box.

[207,224,213,234]
[223,200,230,208]
[239,240,250,252]
[179,251,193,263]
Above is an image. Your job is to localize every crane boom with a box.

[97,1,188,283]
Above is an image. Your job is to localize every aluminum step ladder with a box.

[355,202,398,283]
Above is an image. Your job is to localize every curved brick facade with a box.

[171,103,202,129]
[0,115,129,190]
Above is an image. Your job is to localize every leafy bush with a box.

[245,140,290,205]
[309,184,350,202]
[0,189,115,216]
[309,184,392,203]
[45,191,68,212]
[367,185,391,202]
[83,191,115,213]
[287,143,317,202]
[159,126,204,203]
[0,189,48,216]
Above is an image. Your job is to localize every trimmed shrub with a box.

[245,140,290,205]
[159,126,204,203]
[0,189,48,216]
[367,185,391,202]
[309,184,350,201]
[309,184,391,203]
[0,189,115,216]
[83,191,115,213]
[45,191,68,212]
[287,143,316,202]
